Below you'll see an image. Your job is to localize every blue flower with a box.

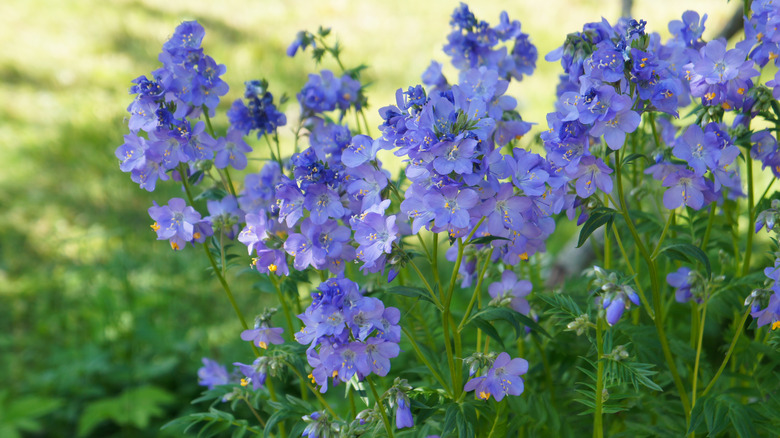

[464,352,528,401]
[148,198,202,250]
[197,358,230,390]
[395,392,414,429]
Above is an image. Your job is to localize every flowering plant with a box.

[116,2,780,436]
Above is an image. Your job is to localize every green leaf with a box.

[577,207,616,248]
[467,306,550,339]
[601,358,662,392]
[537,293,583,320]
[659,241,711,277]
[188,170,204,185]
[466,235,510,246]
[728,402,757,438]
[78,385,174,437]
[386,286,439,308]
[469,317,505,349]
[621,153,648,166]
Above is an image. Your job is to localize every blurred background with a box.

[0,0,736,435]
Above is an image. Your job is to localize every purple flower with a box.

[395,392,413,429]
[197,358,230,390]
[672,124,721,176]
[464,352,528,401]
[483,183,531,234]
[425,186,479,231]
[488,270,531,314]
[357,338,400,377]
[667,267,694,303]
[662,169,708,210]
[589,95,641,150]
[342,134,380,168]
[432,137,478,175]
[572,156,613,198]
[148,198,202,250]
[354,208,399,270]
[233,357,267,391]
[206,195,245,240]
[285,219,317,271]
[751,291,780,329]
[603,286,641,325]
[238,213,270,255]
[241,325,285,349]
[214,129,252,170]
[304,184,346,225]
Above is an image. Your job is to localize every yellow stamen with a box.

[193,232,201,240]
[479,391,491,400]
[151,222,160,232]
[772,321,780,331]
[258,341,268,349]
[170,241,180,250]
[308,373,316,384]
[240,378,249,387]
[268,264,278,272]
[519,252,529,261]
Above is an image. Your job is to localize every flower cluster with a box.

[295,278,401,392]
[228,79,287,141]
[374,7,557,275]
[542,11,755,217]
[442,3,537,81]
[117,21,232,191]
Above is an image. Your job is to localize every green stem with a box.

[532,335,555,408]
[611,223,654,320]
[701,306,752,398]
[650,210,675,260]
[416,233,432,261]
[265,135,283,171]
[701,203,716,251]
[283,361,338,418]
[691,299,708,412]
[270,276,295,336]
[264,379,286,437]
[271,276,307,401]
[360,110,372,137]
[432,233,442,299]
[487,401,503,438]
[404,254,443,310]
[604,194,611,269]
[242,396,268,428]
[367,377,394,438]
[615,147,691,417]
[648,112,662,151]
[742,143,756,276]
[457,248,494,332]
[755,178,776,214]
[594,317,605,438]
[401,325,451,394]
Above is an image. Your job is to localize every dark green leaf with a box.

[659,241,711,277]
[469,317,505,349]
[467,307,550,339]
[621,153,648,166]
[466,235,510,246]
[728,402,757,438]
[386,286,439,308]
[577,207,616,248]
[188,170,204,185]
